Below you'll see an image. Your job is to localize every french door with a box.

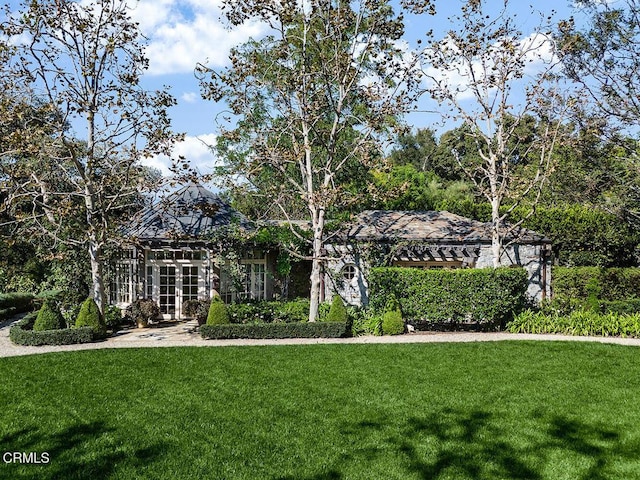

[148,264,204,319]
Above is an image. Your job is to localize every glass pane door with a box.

[182,266,199,302]
[159,266,176,315]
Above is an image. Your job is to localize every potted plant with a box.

[129,299,160,328]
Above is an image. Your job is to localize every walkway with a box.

[2,317,640,358]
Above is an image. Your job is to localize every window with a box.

[109,262,133,304]
[146,266,153,298]
[341,264,357,281]
[220,259,267,302]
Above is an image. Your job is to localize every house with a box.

[108,184,278,319]
[324,210,552,306]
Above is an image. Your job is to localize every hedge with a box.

[0,292,34,320]
[368,267,528,329]
[9,312,101,346]
[552,267,640,301]
[200,321,349,340]
[507,309,640,337]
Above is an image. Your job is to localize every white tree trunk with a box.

[308,211,325,322]
[491,196,501,268]
[88,239,106,317]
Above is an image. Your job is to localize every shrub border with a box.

[200,321,348,340]
[9,313,103,346]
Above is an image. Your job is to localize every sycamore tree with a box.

[198,0,422,321]
[414,0,572,266]
[557,0,640,227]
[0,0,181,315]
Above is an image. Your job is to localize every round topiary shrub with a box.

[207,295,229,325]
[75,297,107,336]
[326,295,347,323]
[33,300,65,332]
[382,296,404,335]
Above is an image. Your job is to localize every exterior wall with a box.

[110,245,276,320]
[324,244,369,306]
[475,243,552,302]
[324,241,552,307]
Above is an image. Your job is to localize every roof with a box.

[124,184,252,241]
[339,210,550,244]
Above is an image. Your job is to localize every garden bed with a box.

[9,312,105,346]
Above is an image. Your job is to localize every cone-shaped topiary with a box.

[206,295,229,325]
[382,295,404,335]
[75,297,107,336]
[326,295,347,323]
[33,300,65,332]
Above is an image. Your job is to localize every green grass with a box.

[2,342,640,479]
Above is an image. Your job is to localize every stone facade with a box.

[323,210,552,306]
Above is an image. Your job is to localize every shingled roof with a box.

[341,210,549,244]
[125,184,252,241]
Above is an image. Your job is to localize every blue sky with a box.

[7,0,589,177]
[130,0,586,177]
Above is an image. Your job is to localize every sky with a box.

[127,0,586,179]
[6,0,590,179]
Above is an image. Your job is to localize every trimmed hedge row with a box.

[369,267,528,328]
[552,267,640,301]
[0,292,34,321]
[9,312,101,346]
[200,321,349,340]
[507,309,640,337]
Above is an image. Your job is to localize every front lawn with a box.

[2,342,640,479]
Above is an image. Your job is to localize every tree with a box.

[199,0,421,321]
[0,0,181,315]
[414,0,571,266]
[556,0,640,227]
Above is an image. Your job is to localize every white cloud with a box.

[421,31,559,103]
[128,0,266,75]
[181,91,198,103]
[141,133,219,177]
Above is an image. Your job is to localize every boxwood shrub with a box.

[9,312,100,346]
[369,267,528,329]
[200,321,348,340]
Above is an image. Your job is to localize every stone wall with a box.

[324,242,551,306]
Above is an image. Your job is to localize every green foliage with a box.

[507,309,640,337]
[207,296,230,326]
[370,164,473,212]
[128,299,160,327]
[347,306,382,336]
[226,299,315,324]
[0,292,33,313]
[75,298,107,336]
[104,305,124,331]
[200,322,348,340]
[369,267,528,329]
[552,267,640,301]
[326,295,347,323]
[10,312,96,346]
[33,300,65,332]
[521,206,639,267]
[381,295,404,335]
